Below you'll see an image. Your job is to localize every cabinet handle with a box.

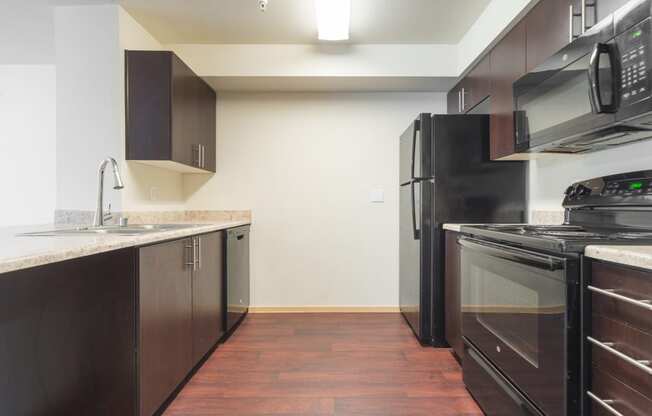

[185,238,196,269]
[587,391,624,416]
[581,0,586,34]
[457,90,462,113]
[569,4,575,43]
[461,87,466,112]
[588,285,652,311]
[587,336,652,376]
[197,236,202,269]
[200,145,205,168]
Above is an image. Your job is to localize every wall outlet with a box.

[149,187,159,201]
[369,188,384,203]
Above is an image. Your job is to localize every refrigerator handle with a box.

[411,182,420,240]
[411,119,420,179]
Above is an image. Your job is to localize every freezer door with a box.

[400,114,432,184]
[399,182,421,337]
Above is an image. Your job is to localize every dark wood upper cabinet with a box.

[526,0,572,72]
[0,249,137,416]
[126,50,216,173]
[192,232,225,364]
[489,20,527,160]
[465,54,491,112]
[139,238,194,416]
[447,54,490,114]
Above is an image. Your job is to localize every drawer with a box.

[591,314,652,398]
[591,262,652,334]
[589,367,652,416]
[463,343,543,416]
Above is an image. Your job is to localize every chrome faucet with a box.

[93,157,124,227]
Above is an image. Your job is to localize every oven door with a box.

[459,237,569,416]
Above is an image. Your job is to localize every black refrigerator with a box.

[399,113,526,346]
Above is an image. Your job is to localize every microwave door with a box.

[516,50,616,151]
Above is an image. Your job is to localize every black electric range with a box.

[458,169,652,416]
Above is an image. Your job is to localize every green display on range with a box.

[629,181,644,190]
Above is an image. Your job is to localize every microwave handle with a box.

[459,237,565,271]
[588,43,619,114]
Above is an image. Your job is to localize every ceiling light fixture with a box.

[315,0,351,41]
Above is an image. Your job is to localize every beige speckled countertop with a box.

[0,221,250,275]
[585,245,652,270]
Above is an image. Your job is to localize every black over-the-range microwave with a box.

[513,0,652,153]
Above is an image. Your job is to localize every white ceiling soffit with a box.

[119,0,492,44]
[204,76,457,93]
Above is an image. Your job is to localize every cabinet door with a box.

[526,0,572,72]
[444,231,463,360]
[0,249,136,416]
[197,78,217,172]
[125,51,172,162]
[139,238,193,416]
[192,232,224,364]
[447,84,462,114]
[490,21,527,160]
[465,54,491,112]
[171,54,200,169]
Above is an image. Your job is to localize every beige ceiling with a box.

[119,0,492,44]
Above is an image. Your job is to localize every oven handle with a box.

[458,237,566,272]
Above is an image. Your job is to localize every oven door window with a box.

[461,241,567,416]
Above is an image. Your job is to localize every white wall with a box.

[184,92,445,307]
[0,65,56,226]
[54,5,123,212]
[528,140,652,212]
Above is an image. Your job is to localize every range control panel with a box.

[617,18,652,104]
[603,178,652,196]
[563,170,652,208]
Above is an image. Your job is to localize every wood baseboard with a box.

[248,306,401,314]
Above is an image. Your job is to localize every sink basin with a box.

[17,224,195,237]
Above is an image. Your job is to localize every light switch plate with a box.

[369,188,384,203]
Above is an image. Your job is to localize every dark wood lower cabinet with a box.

[444,230,463,360]
[192,232,225,364]
[0,249,136,416]
[588,261,652,415]
[139,238,194,416]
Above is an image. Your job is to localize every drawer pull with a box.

[587,391,624,416]
[587,336,652,376]
[588,285,652,311]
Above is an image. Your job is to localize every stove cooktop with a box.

[460,224,652,253]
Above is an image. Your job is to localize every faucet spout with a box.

[94,157,124,227]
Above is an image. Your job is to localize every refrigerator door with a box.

[400,114,433,184]
[399,182,421,337]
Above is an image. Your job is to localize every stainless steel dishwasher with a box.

[224,226,250,335]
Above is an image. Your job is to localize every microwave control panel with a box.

[617,18,652,105]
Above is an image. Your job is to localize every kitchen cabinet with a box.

[139,237,194,416]
[586,260,652,416]
[192,232,225,364]
[489,20,527,160]
[139,231,225,416]
[526,0,572,72]
[446,55,490,115]
[0,249,136,416]
[444,230,463,361]
[125,50,216,173]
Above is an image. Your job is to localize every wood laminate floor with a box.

[164,313,482,416]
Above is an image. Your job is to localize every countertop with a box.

[0,221,250,275]
[585,245,652,271]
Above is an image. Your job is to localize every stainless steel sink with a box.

[17,224,195,237]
